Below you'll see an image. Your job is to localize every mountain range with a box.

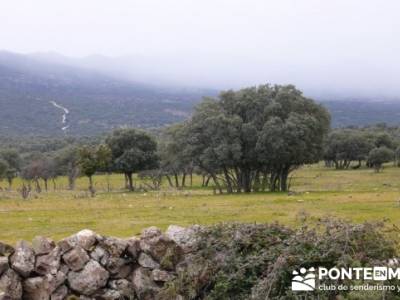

[0,50,400,136]
[0,51,214,136]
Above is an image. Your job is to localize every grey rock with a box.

[141,227,162,240]
[126,237,140,259]
[10,241,35,277]
[0,243,14,257]
[23,275,58,300]
[75,229,98,251]
[105,257,133,279]
[50,285,68,300]
[108,279,135,298]
[99,237,127,257]
[68,260,109,296]
[0,257,9,276]
[53,269,67,288]
[151,269,175,282]
[92,289,122,299]
[131,267,160,300]
[35,246,61,275]
[62,246,89,271]
[32,236,55,255]
[90,245,107,263]
[0,269,22,300]
[0,291,9,300]
[140,232,183,270]
[165,225,200,253]
[138,253,160,269]
[57,236,76,254]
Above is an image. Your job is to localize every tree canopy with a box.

[106,129,159,191]
[178,84,330,192]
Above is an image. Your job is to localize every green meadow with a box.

[1,163,400,243]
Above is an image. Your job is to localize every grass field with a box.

[1,163,400,243]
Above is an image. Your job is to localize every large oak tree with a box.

[179,84,330,192]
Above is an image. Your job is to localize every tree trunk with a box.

[126,173,134,191]
[88,175,93,190]
[174,173,179,188]
[7,178,12,190]
[242,169,252,193]
[44,179,48,192]
[165,175,174,187]
[68,173,75,190]
[181,173,186,187]
[223,167,233,193]
[211,173,223,194]
[280,171,289,192]
[261,171,268,192]
[253,171,260,192]
[106,173,111,192]
[205,175,211,187]
[35,179,41,193]
[88,175,96,197]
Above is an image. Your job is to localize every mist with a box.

[1,0,399,98]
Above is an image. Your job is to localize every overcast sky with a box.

[1,0,399,97]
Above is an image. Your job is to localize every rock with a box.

[50,285,68,300]
[23,275,58,299]
[0,269,22,299]
[53,267,68,288]
[108,279,135,298]
[62,246,89,271]
[140,232,183,270]
[99,237,127,257]
[35,246,61,275]
[57,236,76,254]
[68,260,109,296]
[0,257,9,276]
[92,289,122,299]
[75,229,98,251]
[105,257,133,279]
[165,225,200,253]
[90,245,107,263]
[141,227,162,240]
[138,253,160,269]
[0,243,14,257]
[151,269,175,282]
[32,236,55,255]
[126,237,140,259]
[10,241,35,277]
[131,267,160,300]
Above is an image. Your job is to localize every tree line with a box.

[323,125,400,172]
[3,85,400,195]
[0,84,333,195]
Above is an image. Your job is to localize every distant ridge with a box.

[0,51,213,136]
[0,51,400,136]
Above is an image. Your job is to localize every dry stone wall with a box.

[0,225,200,300]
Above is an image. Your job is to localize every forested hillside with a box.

[0,51,212,136]
[1,51,400,137]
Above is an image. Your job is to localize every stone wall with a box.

[0,225,199,300]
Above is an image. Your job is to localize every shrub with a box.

[367,147,394,172]
[162,218,397,299]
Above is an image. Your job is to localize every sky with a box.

[1,0,399,97]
